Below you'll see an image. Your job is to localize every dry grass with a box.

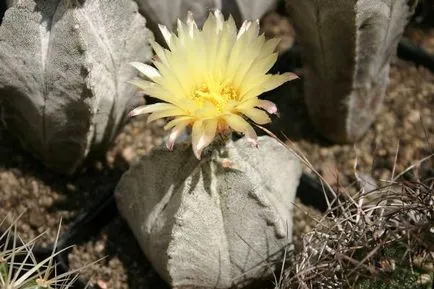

[0,216,92,289]
[279,155,433,289]
[256,125,433,289]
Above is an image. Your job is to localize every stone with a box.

[0,0,153,174]
[115,136,301,288]
[286,0,417,142]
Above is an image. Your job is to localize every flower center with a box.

[192,81,240,113]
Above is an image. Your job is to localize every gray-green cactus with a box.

[286,0,416,142]
[0,0,153,174]
[115,136,302,288]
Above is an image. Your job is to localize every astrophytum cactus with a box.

[286,0,417,142]
[115,136,301,288]
[0,0,152,174]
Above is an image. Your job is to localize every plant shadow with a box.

[0,123,124,224]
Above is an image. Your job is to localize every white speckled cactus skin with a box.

[286,0,416,143]
[115,136,302,288]
[0,0,153,174]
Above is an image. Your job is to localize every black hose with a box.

[398,38,434,72]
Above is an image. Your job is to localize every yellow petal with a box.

[235,97,259,111]
[129,103,178,117]
[176,19,186,44]
[226,20,255,80]
[152,61,191,99]
[167,122,189,151]
[193,119,218,159]
[202,12,222,74]
[238,75,271,100]
[247,53,278,79]
[130,62,160,80]
[237,20,251,39]
[239,108,271,125]
[240,72,298,100]
[214,10,225,31]
[186,11,197,37]
[232,35,266,88]
[150,40,169,65]
[261,72,298,92]
[159,24,172,47]
[191,121,204,159]
[128,79,174,103]
[239,53,278,94]
[202,11,218,36]
[164,116,194,130]
[223,114,257,145]
[158,45,194,96]
[128,10,298,155]
[213,16,237,80]
[147,108,185,123]
[260,38,281,58]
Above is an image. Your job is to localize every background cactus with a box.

[286,0,417,142]
[0,0,153,174]
[135,0,277,43]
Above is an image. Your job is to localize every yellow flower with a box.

[129,10,297,159]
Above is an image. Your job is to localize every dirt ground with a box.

[0,11,433,289]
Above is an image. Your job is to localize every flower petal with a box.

[128,79,172,102]
[150,40,169,65]
[152,60,190,98]
[246,52,278,79]
[261,72,298,92]
[167,122,189,151]
[130,62,160,80]
[226,20,260,82]
[240,72,298,100]
[164,116,193,130]
[260,38,281,58]
[129,79,194,111]
[147,107,185,123]
[223,114,258,146]
[128,10,296,156]
[214,9,225,30]
[213,16,237,79]
[237,20,251,39]
[129,103,178,117]
[186,11,197,37]
[232,35,266,88]
[197,119,218,153]
[159,24,172,47]
[191,119,218,159]
[191,121,204,159]
[240,108,271,125]
[235,97,259,111]
[257,99,278,115]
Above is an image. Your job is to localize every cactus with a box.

[286,0,417,142]
[0,217,84,289]
[0,0,153,174]
[135,0,277,43]
[115,136,302,288]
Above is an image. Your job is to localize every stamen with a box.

[191,81,240,113]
